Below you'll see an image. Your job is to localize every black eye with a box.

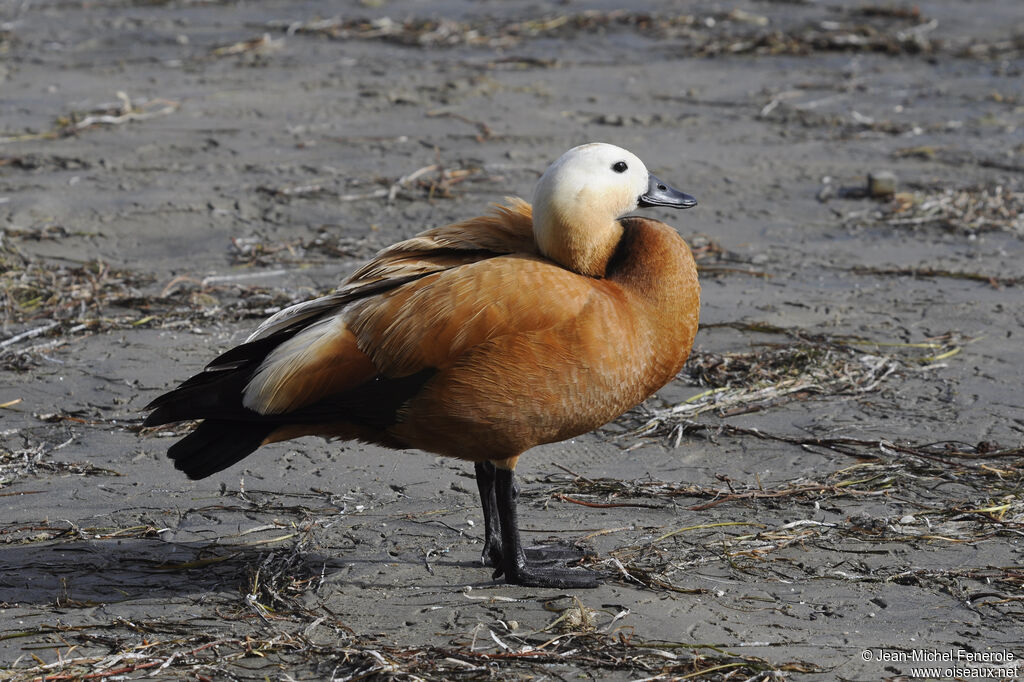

[612,161,628,173]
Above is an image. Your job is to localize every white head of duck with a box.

[531,142,697,277]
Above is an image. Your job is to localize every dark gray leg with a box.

[476,461,580,573]
[493,467,598,588]
[474,461,502,567]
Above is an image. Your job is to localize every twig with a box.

[0,321,60,349]
[554,494,663,509]
[201,269,289,286]
[550,462,595,484]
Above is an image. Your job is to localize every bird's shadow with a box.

[0,536,486,607]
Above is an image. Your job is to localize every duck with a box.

[143,142,700,588]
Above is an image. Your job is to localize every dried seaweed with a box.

[758,99,921,138]
[209,32,284,59]
[228,233,378,268]
[692,16,940,58]
[626,330,961,430]
[0,239,300,370]
[849,265,1021,288]
[254,162,498,206]
[262,11,699,50]
[843,183,1024,237]
[1,257,152,326]
[892,145,1024,174]
[259,8,1021,61]
[0,92,178,145]
[0,526,823,679]
[541,439,1023,596]
[595,507,1024,605]
[0,624,821,681]
[0,439,120,491]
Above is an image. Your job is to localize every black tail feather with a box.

[143,370,254,426]
[202,328,303,373]
[144,324,436,479]
[143,330,302,420]
[168,419,274,480]
[144,327,314,425]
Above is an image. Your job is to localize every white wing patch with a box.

[243,316,348,414]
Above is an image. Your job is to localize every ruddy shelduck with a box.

[144,143,700,588]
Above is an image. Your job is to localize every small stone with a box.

[598,113,624,126]
[867,170,897,198]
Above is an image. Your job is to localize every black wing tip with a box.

[166,420,272,480]
[176,459,211,481]
[143,395,166,417]
[140,398,187,427]
[141,409,171,427]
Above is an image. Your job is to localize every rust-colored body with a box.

[255,201,700,467]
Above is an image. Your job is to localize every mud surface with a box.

[2,1,1023,679]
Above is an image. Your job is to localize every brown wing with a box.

[346,197,537,285]
[242,254,600,414]
[247,198,535,342]
[344,255,599,377]
[240,198,569,414]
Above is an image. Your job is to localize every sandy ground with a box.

[2,1,1023,679]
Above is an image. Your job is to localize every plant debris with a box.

[256,161,499,205]
[623,329,962,432]
[0,237,304,370]
[1,439,120,490]
[0,92,178,145]
[258,8,1023,60]
[539,436,1023,596]
[843,183,1024,237]
[0,625,823,681]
